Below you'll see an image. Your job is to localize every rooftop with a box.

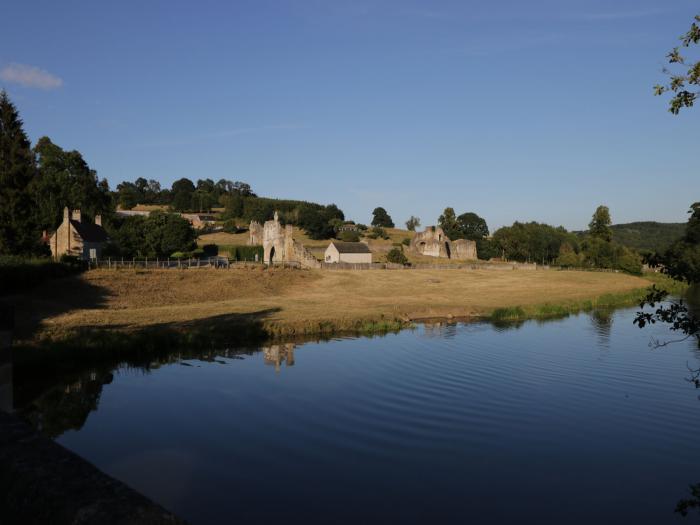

[330,241,372,254]
[70,220,109,243]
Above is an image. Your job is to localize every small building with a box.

[180,213,217,230]
[115,209,150,218]
[49,208,109,260]
[324,241,372,264]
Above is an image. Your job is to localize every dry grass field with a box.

[14,267,652,343]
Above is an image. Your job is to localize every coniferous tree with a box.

[0,90,40,255]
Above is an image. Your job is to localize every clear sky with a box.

[1,0,697,231]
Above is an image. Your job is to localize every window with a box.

[89,248,97,260]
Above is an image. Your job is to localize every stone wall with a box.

[248,221,263,246]
[410,226,450,258]
[451,239,477,260]
[256,213,320,268]
[409,226,478,260]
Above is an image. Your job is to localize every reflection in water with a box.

[590,308,614,349]
[422,322,458,339]
[23,370,113,438]
[263,343,295,372]
[11,308,700,524]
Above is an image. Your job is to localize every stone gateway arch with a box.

[249,212,321,268]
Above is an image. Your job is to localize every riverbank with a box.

[9,267,675,345]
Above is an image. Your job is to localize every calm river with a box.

[17,307,700,524]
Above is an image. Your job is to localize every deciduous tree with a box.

[405,216,420,231]
[654,14,700,113]
[33,136,112,230]
[588,205,613,242]
[456,212,489,240]
[371,207,394,228]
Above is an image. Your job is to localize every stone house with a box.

[180,213,216,230]
[410,226,477,260]
[324,241,372,264]
[49,208,109,260]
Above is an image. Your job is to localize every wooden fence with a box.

[89,258,301,270]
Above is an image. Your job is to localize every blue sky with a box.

[1,0,697,231]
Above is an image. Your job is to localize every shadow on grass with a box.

[2,273,111,340]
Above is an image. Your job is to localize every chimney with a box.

[95,214,102,226]
[72,209,81,223]
[63,207,70,222]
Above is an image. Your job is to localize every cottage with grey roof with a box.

[324,241,372,264]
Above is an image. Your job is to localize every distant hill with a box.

[610,222,686,252]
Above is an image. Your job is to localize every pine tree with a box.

[0,90,39,255]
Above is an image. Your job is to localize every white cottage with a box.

[324,241,372,264]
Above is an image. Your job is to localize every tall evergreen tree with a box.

[0,90,40,255]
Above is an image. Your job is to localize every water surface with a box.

[18,307,700,524]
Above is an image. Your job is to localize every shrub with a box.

[615,249,643,275]
[222,219,240,233]
[339,230,360,242]
[367,226,389,240]
[222,245,264,261]
[402,238,411,246]
[386,247,408,265]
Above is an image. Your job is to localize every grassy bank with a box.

[7,266,666,347]
[489,273,685,322]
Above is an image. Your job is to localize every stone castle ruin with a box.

[249,212,320,268]
[248,221,264,246]
[410,226,477,261]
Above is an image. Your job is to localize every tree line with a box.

[0,90,347,257]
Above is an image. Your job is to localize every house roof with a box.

[70,220,109,243]
[330,241,372,254]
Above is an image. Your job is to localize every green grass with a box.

[487,274,688,323]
